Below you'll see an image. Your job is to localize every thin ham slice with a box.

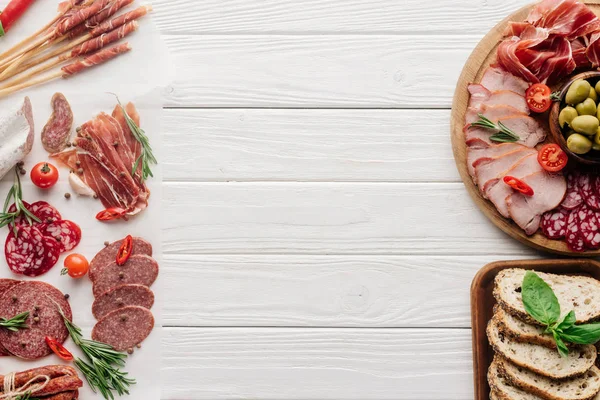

[507,171,567,235]
[465,115,546,148]
[479,66,529,96]
[473,148,536,195]
[466,143,525,179]
[465,104,526,125]
[467,84,528,114]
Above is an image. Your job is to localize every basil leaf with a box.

[522,271,561,325]
[556,310,577,332]
[553,330,569,358]
[560,323,600,345]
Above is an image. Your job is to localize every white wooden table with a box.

[154,0,543,398]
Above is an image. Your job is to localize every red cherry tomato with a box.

[61,253,89,279]
[45,336,73,361]
[526,83,552,113]
[30,162,59,189]
[538,143,568,172]
[503,175,535,196]
[96,207,127,221]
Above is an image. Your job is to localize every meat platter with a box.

[451,0,600,255]
[0,1,170,399]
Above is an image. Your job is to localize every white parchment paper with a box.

[0,2,170,399]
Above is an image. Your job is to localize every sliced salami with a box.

[42,220,82,253]
[89,237,152,280]
[29,201,62,224]
[0,281,72,360]
[584,175,600,211]
[566,209,586,252]
[43,235,62,269]
[541,208,568,239]
[5,225,52,277]
[562,172,583,210]
[91,254,158,297]
[41,92,73,154]
[580,206,600,249]
[92,306,154,351]
[7,201,32,227]
[92,284,154,320]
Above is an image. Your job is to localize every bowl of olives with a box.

[549,71,600,167]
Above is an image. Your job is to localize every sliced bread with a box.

[488,359,544,400]
[487,318,596,379]
[496,356,600,400]
[494,269,600,325]
[495,306,556,348]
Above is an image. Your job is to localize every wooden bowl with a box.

[549,71,600,168]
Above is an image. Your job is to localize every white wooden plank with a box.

[161,327,473,400]
[162,254,536,328]
[162,182,537,255]
[162,109,459,182]
[164,34,478,108]
[153,0,529,35]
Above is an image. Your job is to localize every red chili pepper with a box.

[0,0,36,35]
[503,175,535,196]
[96,207,127,221]
[45,336,73,361]
[116,234,134,266]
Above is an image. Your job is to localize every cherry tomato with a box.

[96,207,127,221]
[116,235,133,266]
[503,175,535,196]
[526,83,552,113]
[61,253,89,279]
[538,143,568,172]
[30,162,59,189]
[45,336,73,361]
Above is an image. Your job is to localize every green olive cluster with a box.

[559,79,600,155]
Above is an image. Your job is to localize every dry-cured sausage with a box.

[92,305,154,351]
[89,236,152,279]
[91,254,158,297]
[41,93,73,154]
[92,284,154,319]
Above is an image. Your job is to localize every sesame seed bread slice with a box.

[494,269,600,325]
[487,318,596,379]
[495,306,556,348]
[488,359,544,400]
[496,356,600,400]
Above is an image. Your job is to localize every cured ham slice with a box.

[466,143,524,179]
[473,148,536,195]
[486,154,544,218]
[479,66,529,96]
[465,104,525,125]
[507,171,567,235]
[526,0,600,40]
[62,43,132,76]
[465,115,546,148]
[467,84,528,114]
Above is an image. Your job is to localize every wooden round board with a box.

[450,0,600,256]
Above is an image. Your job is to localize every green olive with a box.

[566,79,592,105]
[559,106,578,128]
[595,80,600,95]
[594,142,600,151]
[571,115,600,135]
[576,98,598,116]
[567,133,593,154]
[594,127,600,146]
[590,87,598,102]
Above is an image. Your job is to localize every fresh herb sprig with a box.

[114,96,157,182]
[0,168,40,235]
[15,392,40,400]
[470,114,521,143]
[55,304,135,400]
[0,311,29,332]
[522,271,600,357]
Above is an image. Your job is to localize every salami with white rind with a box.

[92,284,154,319]
[541,208,568,239]
[92,254,158,297]
[89,237,152,280]
[0,97,34,181]
[566,209,586,252]
[42,220,81,253]
[5,225,51,277]
[92,306,154,351]
[0,281,72,360]
[41,93,73,153]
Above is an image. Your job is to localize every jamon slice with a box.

[468,84,528,114]
[465,115,546,148]
[95,113,136,173]
[486,154,544,218]
[466,143,525,180]
[465,104,526,125]
[480,65,529,96]
[507,171,568,235]
[473,148,535,192]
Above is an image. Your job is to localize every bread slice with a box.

[488,359,544,400]
[494,269,600,325]
[495,306,556,348]
[497,356,600,400]
[487,318,596,379]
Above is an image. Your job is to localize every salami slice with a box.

[92,284,154,319]
[580,206,600,249]
[584,175,600,211]
[41,93,73,154]
[42,220,82,253]
[92,306,154,351]
[562,172,583,209]
[43,236,62,269]
[0,281,72,360]
[29,201,61,224]
[541,208,568,239]
[5,225,52,277]
[92,255,158,297]
[566,209,587,252]
[89,237,152,280]
[7,201,33,227]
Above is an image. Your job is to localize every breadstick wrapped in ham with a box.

[67,0,135,39]
[55,0,111,36]
[62,42,131,76]
[67,20,138,58]
[91,5,152,36]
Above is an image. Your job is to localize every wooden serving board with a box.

[450,0,600,256]
[471,258,600,400]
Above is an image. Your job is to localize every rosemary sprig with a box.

[0,311,29,332]
[15,392,40,400]
[470,113,521,143]
[55,303,135,400]
[0,168,40,235]
[114,96,157,182]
